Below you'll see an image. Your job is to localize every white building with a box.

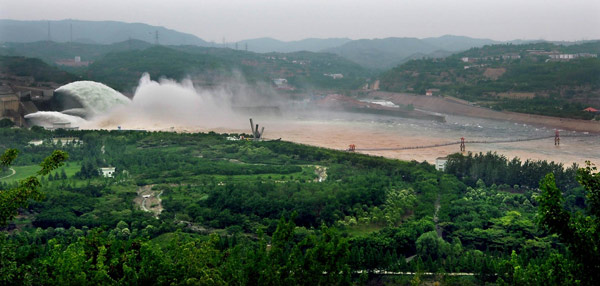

[273,78,287,86]
[435,157,448,171]
[100,167,116,178]
[52,137,82,145]
[324,73,344,79]
[28,140,44,146]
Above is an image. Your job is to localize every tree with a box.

[537,162,600,285]
[0,118,14,128]
[384,188,417,226]
[0,148,69,226]
[415,231,450,261]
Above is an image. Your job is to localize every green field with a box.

[0,162,81,183]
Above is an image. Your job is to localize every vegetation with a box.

[0,128,596,285]
[0,55,77,83]
[380,42,600,119]
[2,41,372,92]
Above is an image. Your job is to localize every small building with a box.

[100,167,116,178]
[324,73,344,79]
[28,140,44,146]
[425,88,440,96]
[52,137,82,145]
[583,107,599,113]
[435,157,448,171]
[273,78,287,86]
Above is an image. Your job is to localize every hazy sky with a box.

[1,0,599,42]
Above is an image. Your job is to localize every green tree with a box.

[384,188,417,226]
[0,118,14,128]
[415,231,450,261]
[537,162,600,285]
[0,149,68,226]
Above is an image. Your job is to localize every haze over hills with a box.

[2,19,597,73]
[233,37,352,53]
[0,19,211,46]
[0,39,153,63]
[323,36,500,70]
[0,19,505,70]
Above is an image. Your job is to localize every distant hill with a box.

[379,41,600,119]
[0,19,212,46]
[422,35,500,52]
[0,39,153,63]
[324,36,499,70]
[234,37,352,53]
[85,46,226,91]
[84,45,371,91]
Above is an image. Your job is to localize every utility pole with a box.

[155,30,159,45]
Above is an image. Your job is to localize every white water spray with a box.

[55,81,130,117]
[24,111,87,128]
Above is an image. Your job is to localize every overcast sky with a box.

[1,0,599,42]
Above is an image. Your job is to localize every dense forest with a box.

[1,126,597,285]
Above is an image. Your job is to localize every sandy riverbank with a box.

[371,91,600,133]
[204,116,600,167]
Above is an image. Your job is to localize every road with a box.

[138,187,163,217]
[0,168,16,180]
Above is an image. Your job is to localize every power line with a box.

[353,134,597,152]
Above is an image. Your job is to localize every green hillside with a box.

[1,41,372,91]
[0,55,77,84]
[380,42,600,119]
[86,45,371,91]
[0,40,152,64]
[84,46,227,91]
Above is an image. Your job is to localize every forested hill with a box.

[0,40,153,63]
[379,41,600,119]
[1,41,372,91]
[87,45,371,91]
[0,55,77,84]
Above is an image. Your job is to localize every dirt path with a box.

[0,168,16,180]
[134,185,163,218]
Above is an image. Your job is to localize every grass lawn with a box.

[0,163,81,183]
[345,223,385,237]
